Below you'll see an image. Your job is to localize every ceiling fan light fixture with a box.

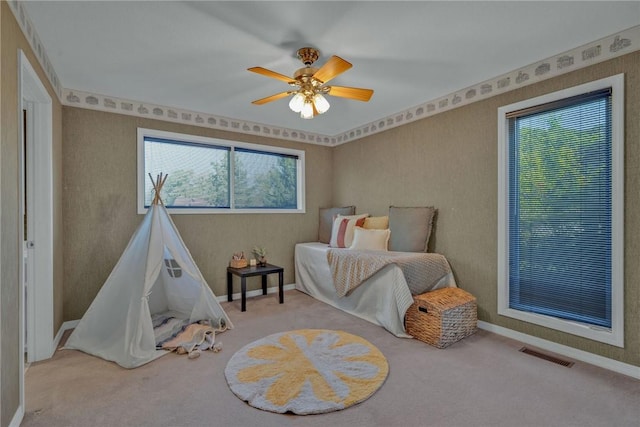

[300,100,314,119]
[313,93,330,114]
[289,92,305,113]
[249,47,372,119]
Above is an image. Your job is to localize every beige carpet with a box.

[225,329,388,414]
[23,290,640,427]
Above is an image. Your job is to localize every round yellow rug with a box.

[224,329,389,414]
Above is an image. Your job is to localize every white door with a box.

[21,105,37,360]
[20,108,33,354]
[19,50,54,365]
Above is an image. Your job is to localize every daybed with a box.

[295,206,457,337]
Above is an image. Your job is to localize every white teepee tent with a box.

[65,174,233,368]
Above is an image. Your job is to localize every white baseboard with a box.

[217,283,296,303]
[58,287,296,337]
[9,405,24,427]
[54,320,80,349]
[478,321,640,379]
[46,300,640,381]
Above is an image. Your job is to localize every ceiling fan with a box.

[248,47,374,119]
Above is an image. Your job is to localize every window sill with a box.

[498,306,623,348]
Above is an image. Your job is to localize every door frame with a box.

[18,49,54,373]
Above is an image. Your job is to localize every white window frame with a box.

[137,128,306,214]
[497,74,624,347]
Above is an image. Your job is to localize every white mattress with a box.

[294,242,456,337]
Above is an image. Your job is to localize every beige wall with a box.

[0,3,636,424]
[0,3,64,426]
[62,53,639,368]
[1,11,632,416]
[61,107,333,321]
[332,51,640,366]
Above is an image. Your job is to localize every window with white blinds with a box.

[137,128,305,214]
[497,74,624,347]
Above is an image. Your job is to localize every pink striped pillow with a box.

[329,214,368,248]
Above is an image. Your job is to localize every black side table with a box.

[227,263,284,312]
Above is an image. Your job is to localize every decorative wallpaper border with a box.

[61,89,335,145]
[333,24,640,145]
[8,1,639,147]
[7,0,63,99]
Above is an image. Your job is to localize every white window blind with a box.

[233,148,298,209]
[507,88,612,328]
[497,74,624,346]
[137,128,305,214]
[144,137,230,208]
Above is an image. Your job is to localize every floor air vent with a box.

[519,347,574,367]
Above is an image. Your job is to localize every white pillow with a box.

[349,227,390,251]
[329,214,369,248]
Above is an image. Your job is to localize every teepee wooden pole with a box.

[149,172,168,206]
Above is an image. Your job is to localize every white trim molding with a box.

[54,320,80,350]
[8,0,638,146]
[218,283,296,304]
[478,321,640,380]
[7,0,63,98]
[137,128,306,215]
[8,406,24,427]
[19,50,55,362]
[58,301,639,379]
[59,25,640,146]
[52,312,640,381]
[57,285,296,335]
[497,74,625,347]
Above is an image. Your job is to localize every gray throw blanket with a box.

[327,249,455,297]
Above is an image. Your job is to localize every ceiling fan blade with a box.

[312,56,352,84]
[251,91,291,105]
[327,86,374,102]
[247,67,294,84]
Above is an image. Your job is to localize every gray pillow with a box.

[388,206,436,252]
[318,206,356,243]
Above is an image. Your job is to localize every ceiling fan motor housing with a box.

[293,67,319,82]
[297,47,320,66]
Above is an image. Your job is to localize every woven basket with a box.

[229,259,248,268]
[405,287,477,348]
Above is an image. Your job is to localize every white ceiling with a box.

[22,1,640,139]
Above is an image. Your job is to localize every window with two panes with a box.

[138,129,304,213]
